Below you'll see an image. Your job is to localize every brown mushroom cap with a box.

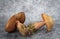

[5,12,25,32]
[15,12,25,23]
[42,13,54,31]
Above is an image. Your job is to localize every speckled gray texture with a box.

[0,0,60,39]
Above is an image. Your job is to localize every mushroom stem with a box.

[33,21,45,30]
[16,21,27,36]
[26,21,45,35]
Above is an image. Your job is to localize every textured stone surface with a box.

[0,0,60,39]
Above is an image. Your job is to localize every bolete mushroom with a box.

[26,13,54,32]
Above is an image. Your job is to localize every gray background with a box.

[0,0,60,39]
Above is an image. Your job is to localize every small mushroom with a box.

[42,13,54,31]
[28,13,54,32]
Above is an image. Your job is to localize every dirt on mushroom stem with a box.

[25,21,45,36]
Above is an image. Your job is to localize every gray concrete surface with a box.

[0,0,60,39]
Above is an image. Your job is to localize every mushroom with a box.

[28,13,54,32]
